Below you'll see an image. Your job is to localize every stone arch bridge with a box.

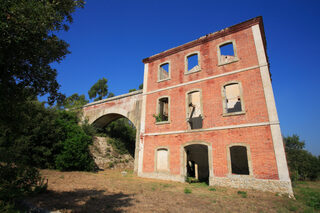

[82,90,142,171]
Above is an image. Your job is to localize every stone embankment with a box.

[89,136,134,169]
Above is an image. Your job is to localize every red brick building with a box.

[137,17,293,195]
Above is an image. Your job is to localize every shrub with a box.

[153,113,163,122]
[184,188,192,194]
[54,111,95,171]
[55,129,95,171]
[81,119,97,137]
[0,163,46,202]
[0,102,96,172]
[0,201,20,213]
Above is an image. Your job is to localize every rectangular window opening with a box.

[187,54,199,72]
[230,146,249,175]
[225,84,242,113]
[220,43,234,56]
[187,91,202,129]
[158,97,169,122]
[219,43,236,64]
[159,63,169,80]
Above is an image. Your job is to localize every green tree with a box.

[129,83,143,93]
[284,134,320,181]
[139,83,143,90]
[88,77,108,101]
[0,0,84,105]
[0,0,84,205]
[107,92,115,98]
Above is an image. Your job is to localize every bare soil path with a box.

[26,169,300,212]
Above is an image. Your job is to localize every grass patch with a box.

[190,182,208,188]
[237,191,247,198]
[286,202,298,212]
[209,187,216,192]
[161,183,172,188]
[295,184,320,210]
[184,188,192,194]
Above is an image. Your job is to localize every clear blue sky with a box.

[50,0,320,155]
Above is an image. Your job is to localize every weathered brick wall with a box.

[142,126,279,180]
[142,19,280,181]
[144,68,269,133]
[146,28,258,92]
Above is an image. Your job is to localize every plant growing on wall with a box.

[153,113,166,122]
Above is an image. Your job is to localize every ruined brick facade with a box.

[83,17,293,195]
[138,17,293,195]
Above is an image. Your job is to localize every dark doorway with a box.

[185,144,209,183]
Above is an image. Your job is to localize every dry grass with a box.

[25,169,319,213]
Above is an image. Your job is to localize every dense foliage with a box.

[58,93,89,110]
[0,165,46,202]
[0,0,84,106]
[101,118,136,156]
[0,0,85,206]
[1,99,95,170]
[55,111,95,171]
[0,100,95,211]
[284,134,320,181]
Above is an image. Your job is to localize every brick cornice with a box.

[142,16,267,64]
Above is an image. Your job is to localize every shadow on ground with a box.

[28,189,134,212]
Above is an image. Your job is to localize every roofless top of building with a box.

[142,16,267,64]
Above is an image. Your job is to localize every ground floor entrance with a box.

[184,144,209,183]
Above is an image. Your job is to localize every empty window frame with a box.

[156,148,169,172]
[186,90,203,129]
[217,40,238,65]
[222,82,244,115]
[155,97,169,123]
[185,52,201,74]
[229,145,250,175]
[158,62,170,81]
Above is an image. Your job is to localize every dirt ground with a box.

[25,169,299,213]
